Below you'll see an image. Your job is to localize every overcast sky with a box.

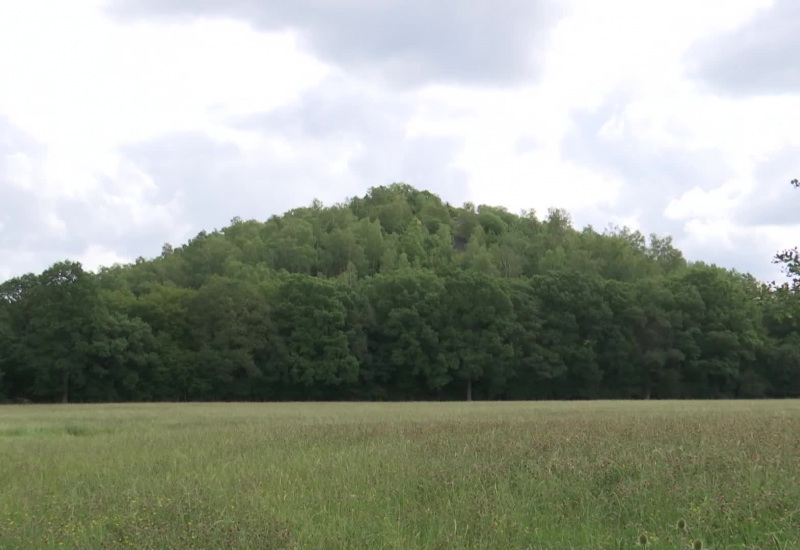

[1,0,799,283]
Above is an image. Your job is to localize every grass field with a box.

[1,401,799,549]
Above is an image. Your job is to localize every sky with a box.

[1,0,799,283]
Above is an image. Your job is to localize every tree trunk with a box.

[61,371,69,404]
[466,378,472,402]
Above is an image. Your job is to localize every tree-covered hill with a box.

[2,183,799,403]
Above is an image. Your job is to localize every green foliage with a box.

[439,271,515,400]
[186,276,275,399]
[271,275,359,392]
[0,184,797,402]
[361,270,447,397]
[8,262,100,403]
[81,310,160,402]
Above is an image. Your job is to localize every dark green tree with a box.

[271,275,359,395]
[186,276,275,400]
[81,310,160,401]
[15,262,100,403]
[0,184,792,403]
[439,271,515,400]
[362,270,448,398]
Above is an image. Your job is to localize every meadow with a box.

[1,401,799,549]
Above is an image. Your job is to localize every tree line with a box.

[2,183,799,403]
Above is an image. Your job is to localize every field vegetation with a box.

[2,401,799,549]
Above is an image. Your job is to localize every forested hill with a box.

[2,183,799,403]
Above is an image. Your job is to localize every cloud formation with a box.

[0,115,192,279]
[117,76,470,239]
[1,117,69,281]
[562,92,735,224]
[732,146,800,227]
[105,0,566,87]
[687,0,800,96]
[559,88,800,281]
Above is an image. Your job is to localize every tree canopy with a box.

[2,183,798,403]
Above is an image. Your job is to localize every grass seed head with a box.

[676,518,687,531]
[693,539,703,550]
[637,533,649,546]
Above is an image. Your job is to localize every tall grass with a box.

[1,401,799,549]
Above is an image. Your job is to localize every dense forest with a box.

[2,183,799,403]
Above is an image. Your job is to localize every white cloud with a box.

[664,179,752,222]
[4,152,34,191]
[683,219,738,249]
[680,220,800,278]
[78,244,132,272]
[0,0,328,201]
